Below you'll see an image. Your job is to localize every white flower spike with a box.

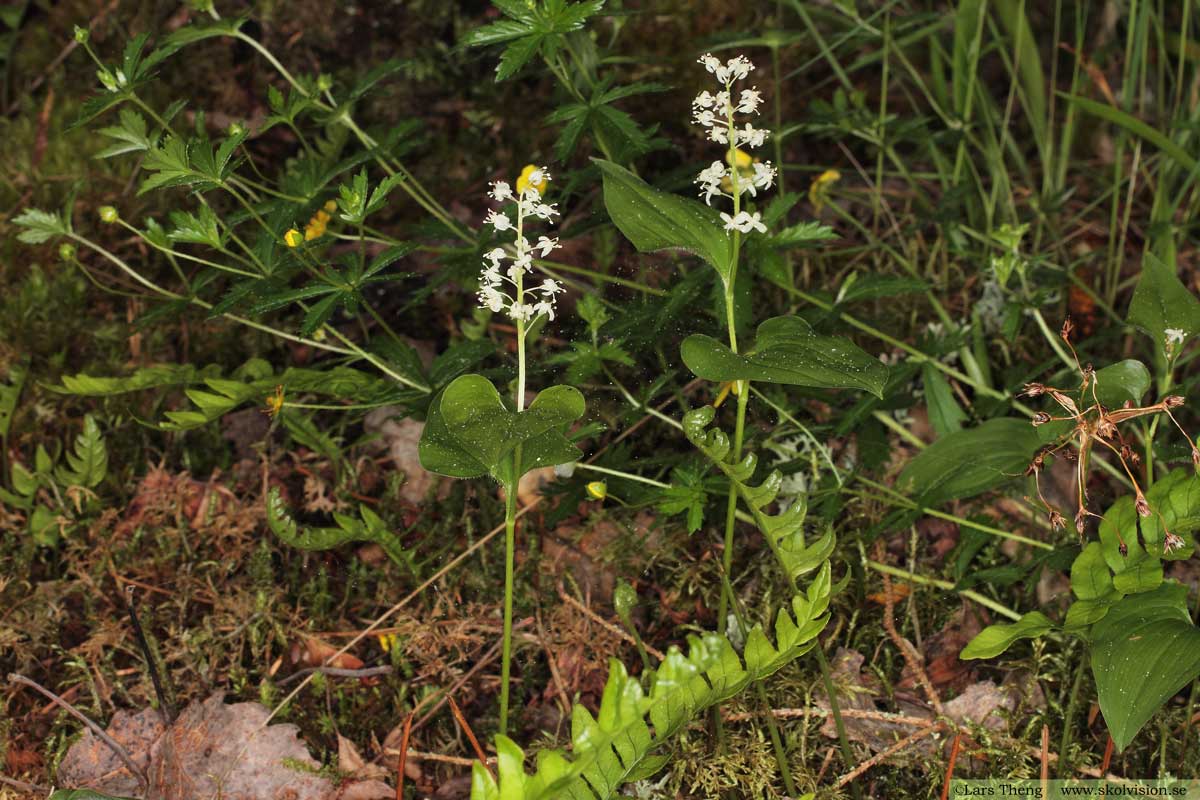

[692,53,775,232]
[476,167,565,326]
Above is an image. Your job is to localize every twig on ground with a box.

[395,712,413,800]
[277,665,394,686]
[449,696,494,781]
[8,672,147,791]
[834,725,941,789]
[941,732,962,800]
[877,542,944,715]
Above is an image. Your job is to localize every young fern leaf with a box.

[683,405,834,580]
[470,569,832,800]
[265,487,407,568]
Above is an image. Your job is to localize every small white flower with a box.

[752,161,776,191]
[533,299,556,320]
[513,252,533,272]
[510,302,536,322]
[698,53,722,75]
[725,56,754,82]
[695,160,727,205]
[485,210,512,231]
[720,211,766,234]
[535,236,559,257]
[479,285,508,313]
[693,108,717,128]
[708,126,729,145]
[489,181,513,202]
[1165,328,1187,347]
[532,203,559,221]
[736,123,767,148]
[693,90,716,108]
[539,278,565,296]
[484,247,506,267]
[738,88,762,115]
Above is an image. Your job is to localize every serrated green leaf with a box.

[266,488,407,566]
[55,415,107,489]
[14,208,68,244]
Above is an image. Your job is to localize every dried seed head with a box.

[1074,507,1088,535]
[1135,493,1151,517]
[1032,412,1052,426]
[1048,510,1066,530]
[1164,395,1186,408]
[1022,382,1046,398]
[1163,532,1186,554]
[1061,318,1075,341]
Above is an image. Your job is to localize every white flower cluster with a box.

[477,168,565,324]
[692,53,776,232]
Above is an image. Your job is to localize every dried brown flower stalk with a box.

[1023,319,1198,556]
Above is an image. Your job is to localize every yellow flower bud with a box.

[284,228,303,247]
[323,199,338,214]
[516,163,548,195]
[809,169,841,212]
[586,481,608,501]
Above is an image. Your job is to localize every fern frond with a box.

[470,570,832,800]
[265,487,407,568]
[683,405,834,580]
[55,415,108,489]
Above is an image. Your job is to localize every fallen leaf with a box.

[291,635,365,671]
[57,692,394,800]
[337,734,390,781]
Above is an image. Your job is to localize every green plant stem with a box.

[1057,645,1088,778]
[864,560,1021,620]
[500,452,519,737]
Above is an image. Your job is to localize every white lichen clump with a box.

[478,168,564,324]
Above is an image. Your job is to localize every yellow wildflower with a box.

[516,163,548,195]
[586,481,608,501]
[284,228,303,248]
[377,632,398,653]
[263,384,285,417]
[809,169,841,212]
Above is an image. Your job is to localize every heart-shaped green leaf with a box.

[418,374,585,483]
[898,417,1043,506]
[593,158,735,285]
[1127,253,1200,358]
[1092,359,1151,409]
[960,611,1054,660]
[680,316,888,397]
[1091,582,1200,751]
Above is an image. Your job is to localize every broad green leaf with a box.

[960,611,1054,659]
[1091,582,1200,751]
[1099,469,1199,570]
[1071,542,1116,601]
[593,158,734,284]
[418,375,585,483]
[922,363,966,437]
[1126,253,1200,358]
[680,316,887,397]
[1092,359,1151,409]
[898,417,1042,506]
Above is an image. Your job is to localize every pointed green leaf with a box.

[960,611,1054,659]
[681,316,887,397]
[1127,253,1200,358]
[593,158,734,284]
[1092,582,1200,751]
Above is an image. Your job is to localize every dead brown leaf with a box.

[57,693,394,800]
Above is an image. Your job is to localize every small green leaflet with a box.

[462,0,606,82]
